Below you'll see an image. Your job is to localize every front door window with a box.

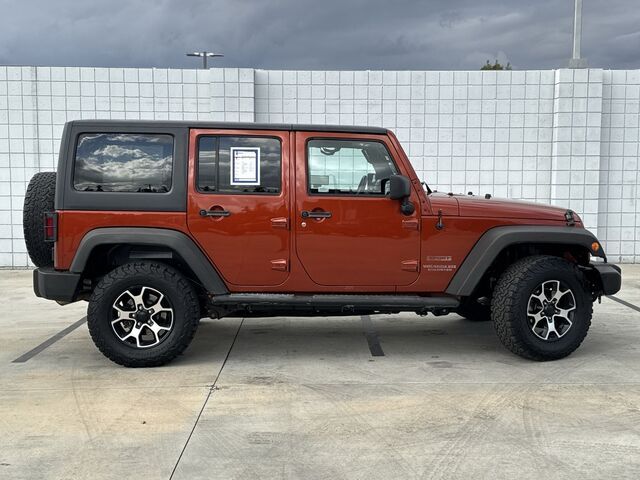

[306,139,398,196]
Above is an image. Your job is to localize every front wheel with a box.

[492,256,592,361]
[88,262,200,367]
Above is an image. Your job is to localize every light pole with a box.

[186,51,224,69]
[568,0,587,68]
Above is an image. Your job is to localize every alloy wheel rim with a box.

[111,286,174,348]
[527,280,576,341]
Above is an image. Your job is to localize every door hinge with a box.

[402,218,419,230]
[270,217,289,229]
[401,260,419,272]
[271,259,288,271]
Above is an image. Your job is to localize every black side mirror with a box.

[389,175,415,216]
[389,175,411,200]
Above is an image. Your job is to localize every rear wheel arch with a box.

[70,228,229,296]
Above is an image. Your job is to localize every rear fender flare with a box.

[70,227,228,295]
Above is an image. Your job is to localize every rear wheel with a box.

[23,172,56,267]
[88,262,200,367]
[492,255,592,361]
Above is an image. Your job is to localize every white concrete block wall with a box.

[550,68,603,233]
[210,68,255,122]
[0,65,639,267]
[599,70,640,263]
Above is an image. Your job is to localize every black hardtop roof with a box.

[66,120,388,135]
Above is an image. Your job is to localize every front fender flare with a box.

[445,226,605,297]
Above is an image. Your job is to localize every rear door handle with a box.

[200,209,231,217]
[301,210,332,219]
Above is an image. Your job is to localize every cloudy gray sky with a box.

[0,0,638,70]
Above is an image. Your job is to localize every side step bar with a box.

[208,293,459,315]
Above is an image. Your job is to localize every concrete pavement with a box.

[1,267,639,479]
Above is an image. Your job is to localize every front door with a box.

[187,129,290,287]
[294,132,421,287]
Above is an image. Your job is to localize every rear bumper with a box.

[33,268,81,303]
[591,263,622,295]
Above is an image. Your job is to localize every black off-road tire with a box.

[456,297,491,322]
[88,262,201,367]
[492,255,592,361]
[23,172,56,267]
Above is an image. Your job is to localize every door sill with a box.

[208,293,459,316]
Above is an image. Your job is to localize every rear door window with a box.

[197,136,281,194]
[74,133,174,192]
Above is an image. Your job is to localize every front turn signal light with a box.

[591,242,600,252]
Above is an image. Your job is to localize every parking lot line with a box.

[169,317,245,480]
[11,316,87,363]
[361,315,385,357]
[608,295,640,314]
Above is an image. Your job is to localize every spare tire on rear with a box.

[23,172,57,268]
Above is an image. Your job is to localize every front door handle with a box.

[200,209,231,217]
[301,210,332,219]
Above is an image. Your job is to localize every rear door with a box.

[187,129,290,287]
[293,132,421,287]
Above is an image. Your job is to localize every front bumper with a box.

[591,263,622,295]
[33,268,81,303]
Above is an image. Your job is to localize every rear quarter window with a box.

[74,133,174,193]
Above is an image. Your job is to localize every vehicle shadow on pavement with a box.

[173,311,634,370]
[177,315,503,366]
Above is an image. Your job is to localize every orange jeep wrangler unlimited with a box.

[25,120,621,367]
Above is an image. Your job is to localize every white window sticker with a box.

[230,147,260,185]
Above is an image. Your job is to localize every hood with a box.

[456,194,573,221]
[429,193,575,222]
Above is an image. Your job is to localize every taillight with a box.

[44,212,58,242]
